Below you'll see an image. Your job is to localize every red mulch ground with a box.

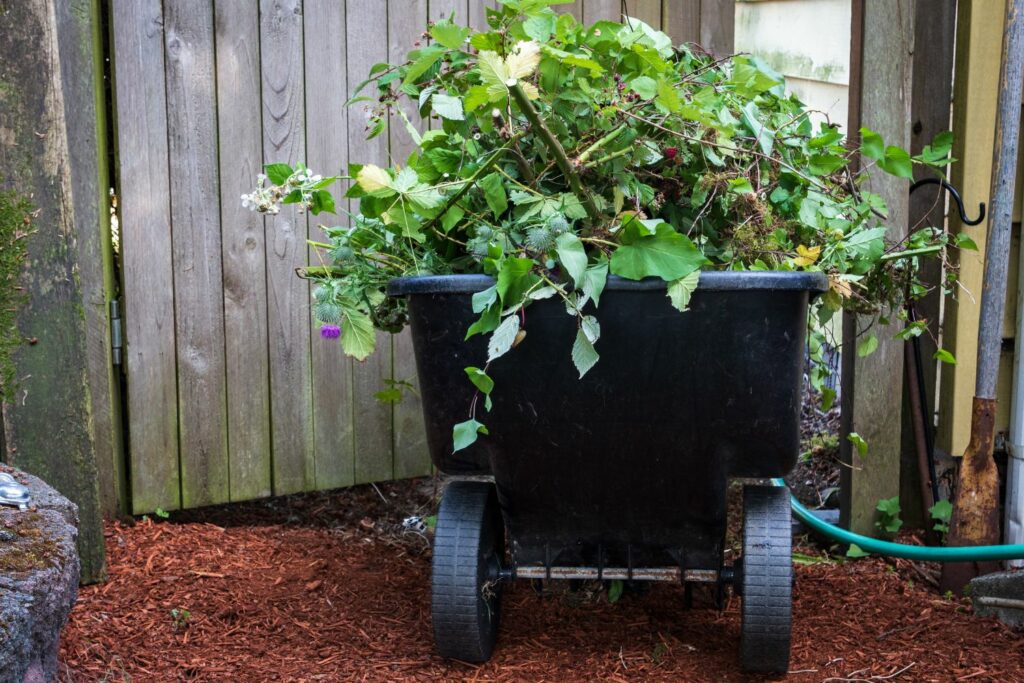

[60,479,1024,682]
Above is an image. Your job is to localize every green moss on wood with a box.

[0,186,33,402]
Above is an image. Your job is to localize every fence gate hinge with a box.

[110,299,123,368]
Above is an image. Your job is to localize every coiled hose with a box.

[771,479,1024,561]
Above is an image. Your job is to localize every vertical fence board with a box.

[468,0,495,31]
[663,0,700,44]
[557,1,583,22]
[112,0,181,514]
[699,0,735,55]
[305,0,356,491]
[583,0,619,24]
[624,0,662,28]
[164,1,229,508]
[388,0,429,481]
[216,0,273,501]
[261,0,315,495]
[347,0,395,485]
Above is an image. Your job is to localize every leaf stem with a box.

[508,82,603,228]
[879,245,944,261]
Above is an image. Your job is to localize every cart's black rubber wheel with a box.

[432,480,504,662]
[740,485,792,674]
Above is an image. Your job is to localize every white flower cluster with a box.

[241,168,325,215]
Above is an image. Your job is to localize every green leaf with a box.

[740,101,773,156]
[571,328,599,378]
[496,257,537,305]
[857,334,878,358]
[629,76,657,100]
[582,258,609,305]
[846,543,870,558]
[487,314,521,361]
[464,366,494,395]
[655,77,682,113]
[453,419,488,452]
[479,172,508,217]
[878,145,913,179]
[611,223,708,281]
[466,301,501,338]
[555,233,587,286]
[934,348,957,365]
[340,309,376,361]
[666,271,699,312]
[375,388,403,404]
[580,315,600,344]
[929,499,953,524]
[728,178,754,195]
[607,579,624,604]
[956,232,978,251]
[523,13,556,41]
[847,432,868,457]
[859,127,884,160]
[264,163,293,185]
[430,19,471,49]
[808,153,847,176]
[431,93,465,121]
[821,387,836,411]
[403,46,445,85]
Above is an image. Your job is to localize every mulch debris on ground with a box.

[60,478,1023,682]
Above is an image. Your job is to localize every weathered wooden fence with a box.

[110,0,735,514]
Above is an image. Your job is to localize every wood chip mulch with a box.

[59,479,1024,682]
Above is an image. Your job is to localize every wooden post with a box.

[0,0,113,582]
[840,0,914,536]
[900,0,958,528]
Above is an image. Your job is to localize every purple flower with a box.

[320,324,341,339]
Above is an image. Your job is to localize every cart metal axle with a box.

[504,566,721,583]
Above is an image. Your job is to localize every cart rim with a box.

[387,271,829,296]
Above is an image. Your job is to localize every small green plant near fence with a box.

[0,185,33,402]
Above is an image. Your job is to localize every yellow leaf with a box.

[829,274,853,298]
[519,82,540,100]
[793,244,821,267]
[356,164,392,194]
[505,41,541,80]
[477,50,510,100]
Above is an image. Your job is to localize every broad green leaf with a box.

[607,579,624,604]
[846,543,870,558]
[479,172,508,217]
[356,164,394,195]
[878,145,913,179]
[496,257,537,304]
[629,76,657,100]
[340,309,376,361]
[466,301,501,338]
[555,233,587,286]
[523,13,556,41]
[857,334,878,357]
[666,271,699,312]
[429,19,470,49]
[464,366,494,395]
[611,223,708,281]
[264,163,293,185]
[655,77,682,113]
[431,93,465,120]
[740,101,773,156]
[472,285,498,313]
[403,47,445,86]
[453,419,488,452]
[934,348,957,365]
[582,258,609,305]
[728,178,754,195]
[956,233,978,251]
[571,328,599,378]
[580,315,600,344]
[487,314,521,361]
[847,432,868,457]
[464,84,493,112]
[821,387,836,411]
[859,127,884,160]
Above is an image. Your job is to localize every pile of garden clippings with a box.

[61,476,1021,682]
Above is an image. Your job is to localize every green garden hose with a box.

[771,479,1024,562]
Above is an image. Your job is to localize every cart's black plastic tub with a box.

[388,271,827,571]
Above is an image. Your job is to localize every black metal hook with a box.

[909,177,986,226]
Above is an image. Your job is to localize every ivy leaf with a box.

[429,19,470,49]
[479,172,508,217]
[666,270,699,312]
[555,233,587,286]
[453,419,488,452]
[571,328,599,378]
[487,314,521,361]
[857,334,878,357]
[431,93,465,120]
[340,309,376,361]
[611,223,708,281]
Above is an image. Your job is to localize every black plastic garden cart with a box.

[389,270,827,673]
